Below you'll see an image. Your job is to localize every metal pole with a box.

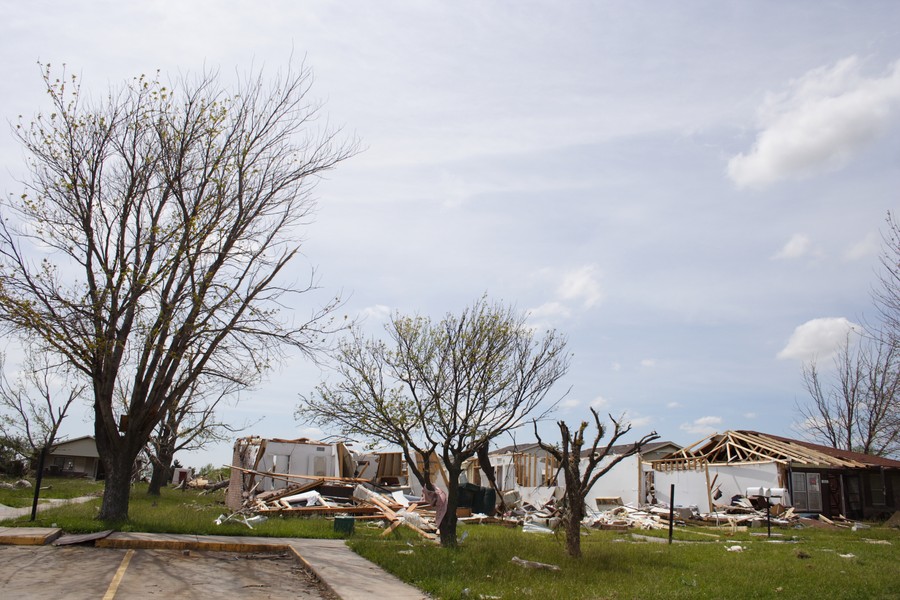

[668,484,675,545]
[766,501,771,538]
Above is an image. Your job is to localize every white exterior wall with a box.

[584,454,643,508]
[256,441,340,490]
[653,462,781,511]
[51,437,99,458]
[710,463,781,503]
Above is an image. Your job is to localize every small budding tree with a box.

[0,348,86,520]
[535,409,659,558]
[299,296,570,547]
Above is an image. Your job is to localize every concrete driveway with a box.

[0,544,333,599]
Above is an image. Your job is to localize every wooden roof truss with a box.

[652,430,867,471]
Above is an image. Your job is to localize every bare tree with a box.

[795,212,900,458]
[873,211,900,347]
[797,333,900,457]
[0,346,86,519]
[0,62,356,520]
[535,410,658,558]
[298,296,570,547]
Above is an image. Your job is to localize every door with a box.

[824,475,842,518]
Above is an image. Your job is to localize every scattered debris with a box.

[725,545,744,552]
[839,553,856,559]
[52,530,114,546]
[510,556,561,571]
[795,550,811,559]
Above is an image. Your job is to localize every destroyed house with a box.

[463,440,681,510]
[652,430,900,520]
[464,443,560,491]
[225,436,404,511]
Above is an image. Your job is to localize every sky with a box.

[1,1,898,470]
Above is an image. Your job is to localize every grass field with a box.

[3,477,898,599]
[350,524,900,599]
[0,476,104,508]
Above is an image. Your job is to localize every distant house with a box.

[651,430,900,519]
[464,443,560,491]
[463,440,681,509]
[45,435,103,479]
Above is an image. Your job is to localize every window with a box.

[792,472,822,511]
[867,473,886,506]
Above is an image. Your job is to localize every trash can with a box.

[334,516,355,535]
[458,483,477,509]
[481,487,496,516]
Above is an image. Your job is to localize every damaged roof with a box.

[653,430,900,470]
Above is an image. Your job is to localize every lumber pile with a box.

[220,466,440,541]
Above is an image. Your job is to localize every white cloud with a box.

[590,395,609,409]
[527,265,602,327]
[772,233,816,260]
[560,398,581,409]
[844,232,880,261]
[743,412,757,419]
[627,414,653,428]
[728,57,900,188]
[777,317,859,361]
[360,304,391,321]
[680,416,722,436]
[611,362,622,372]
[667,401,682,409]
[558,265,603,308]
[527,301,572,321]
[640,359,656,368]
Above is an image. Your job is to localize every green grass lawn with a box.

[351,524,900,600]
[3,479,898,599]
[2,481,361,539]
[0,476,104,507]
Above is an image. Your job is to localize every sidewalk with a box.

[0,495,97,521]
[0,528,430,600]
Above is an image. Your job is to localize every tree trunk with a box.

[563,489,584,558]
[95,417,143,521]
[98,453,134,521]
[29,446,48,522]
[147,446,174,496]
[440,466,461,548]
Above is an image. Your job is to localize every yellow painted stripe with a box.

[103,549,135,600]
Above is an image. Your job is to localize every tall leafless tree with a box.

[298,296,571,547]
[0,62,356,520]
[535,410,658,558]
[796,212,900,457]
[797,333,900,457]
[873,211,900,347]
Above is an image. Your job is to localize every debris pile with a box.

[221,465,440,541]
[584,505,669,531]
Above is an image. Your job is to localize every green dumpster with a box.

[334,515,355,535]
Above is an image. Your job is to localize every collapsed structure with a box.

[221,431,900,536]
[652,430,900,520]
